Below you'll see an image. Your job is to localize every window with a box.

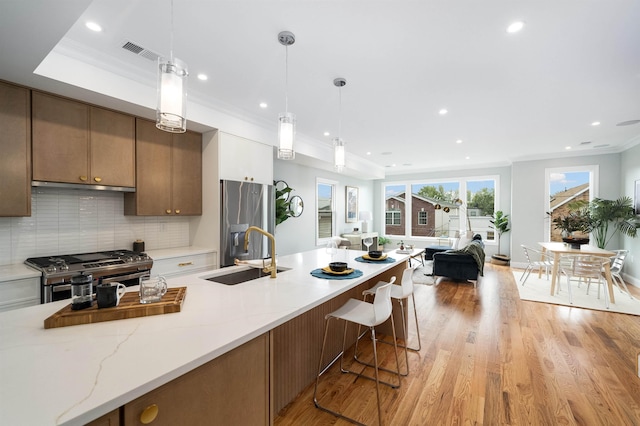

[386,211,401,225]
[316,178,337,245]
[382,176,500,240]
[545,166,597,242]
[417,211,428,225]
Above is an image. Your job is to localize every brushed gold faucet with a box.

[244,226,277,278]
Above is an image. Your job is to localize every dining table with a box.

[538,242,616,303]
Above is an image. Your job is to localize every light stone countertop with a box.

[0,248,414,425]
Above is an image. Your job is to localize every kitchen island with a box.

[0,248,413,425]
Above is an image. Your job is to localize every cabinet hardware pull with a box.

[178,262,193,267]
[93,177,102,183]
[245,176,249,181]
[175,209,181,214]
[79,176,88,182]
[140,403,159,424]
[165,209,172,214]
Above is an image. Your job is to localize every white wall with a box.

[620,143,640,284]
[0,187,190,266]
[273,160,375,256]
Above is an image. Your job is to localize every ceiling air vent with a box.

[121,41,161,62]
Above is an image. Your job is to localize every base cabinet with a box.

[122,333,269,425]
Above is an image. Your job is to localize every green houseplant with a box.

[275,182,294,226]
[377,236,390,250]
[489,211,511,265]
[585,196,639,249]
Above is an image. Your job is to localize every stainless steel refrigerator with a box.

[220,179,275,267]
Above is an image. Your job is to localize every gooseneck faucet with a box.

[244,226,277,278]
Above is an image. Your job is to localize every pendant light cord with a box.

[284,44,289,113]
[338,85,342,139]
[169,0,174,62]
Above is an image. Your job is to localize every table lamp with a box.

[359,211,372,233]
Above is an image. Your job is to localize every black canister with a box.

[133,239,145,253]
[70,272,93,310]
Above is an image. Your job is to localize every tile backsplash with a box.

[0,188,190,266]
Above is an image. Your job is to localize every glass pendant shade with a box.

[156,57,188,133]
[277,112,296,160]
[333,137,345,171]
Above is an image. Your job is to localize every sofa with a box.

[432,239,485,283]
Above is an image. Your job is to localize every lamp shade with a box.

[156,57,188,133]
[333,137,345,171]
[278,112,296,160]
[359,211,372,221]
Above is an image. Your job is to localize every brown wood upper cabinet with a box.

[32,92,135,188]
[0,81,31,217]
[124,119,202,216]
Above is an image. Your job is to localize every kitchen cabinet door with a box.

[125,119,202,216]
[32,91,90,184]
[90,107,135,187]
[122,333,269,425]
[218,132,273,185]
[171,130,202,215]
[0,81,31,217]
[125,119,172,215]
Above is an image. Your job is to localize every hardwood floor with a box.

[274,264,640,425]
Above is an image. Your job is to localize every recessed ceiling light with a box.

[465,156,470,160]
[506,21,524,33]
[366,151,371,155]
[85,21,102,32]
[259,102,268,108]
[591,121,601,126]
[565,146,572,150]
[456,139,462,144]
[439,108,448,115]
[323,131,330,136]
[197,74,208,81]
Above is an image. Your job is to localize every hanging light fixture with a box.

[156,0,188,133]
[333,77,346,172]
[277,31,296,160]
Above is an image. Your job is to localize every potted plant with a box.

[377,236,390,251]
[397,240,406,250]
[551,200,592,248]
[585,196,639,249]
[274,182,294,226]
[490,211,511,265]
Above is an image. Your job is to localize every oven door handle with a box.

[51,283,72,293]
[101,271,150,284]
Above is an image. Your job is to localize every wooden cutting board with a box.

[44,287,187,329]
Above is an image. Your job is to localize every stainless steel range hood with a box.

[32,181,136,192]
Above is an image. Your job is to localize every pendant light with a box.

[333,78,346,172]
[277,31,296,160]
[156,0,188,133]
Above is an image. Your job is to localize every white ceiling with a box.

[2,0,640,177]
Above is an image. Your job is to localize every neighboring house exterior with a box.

[548,183,590,241]
[385,192,458,237]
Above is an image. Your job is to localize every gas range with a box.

[25,250,153,303]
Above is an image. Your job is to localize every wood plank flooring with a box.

[274,264,640,425]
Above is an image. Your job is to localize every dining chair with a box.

[520,245,553,285]
[607,250,632,299]
[359,267,421,376]
[559,254,610,308]
[313,281,400,426]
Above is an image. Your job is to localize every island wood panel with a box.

[271,261,407,415]
[0,81,31,217]
[123,333,269,426]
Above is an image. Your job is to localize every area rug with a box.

[512,270,640,316]
[412,262,436,285]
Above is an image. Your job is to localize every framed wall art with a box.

[345,186,359,223]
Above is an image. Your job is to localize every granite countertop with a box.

[0,248,411,425]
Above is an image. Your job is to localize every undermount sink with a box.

[206,267,290,285]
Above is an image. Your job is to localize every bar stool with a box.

[313,282,400,426]
[358,267,421,376]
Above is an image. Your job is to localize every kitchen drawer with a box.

[151,252,217,278]
[0,277,40,312]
